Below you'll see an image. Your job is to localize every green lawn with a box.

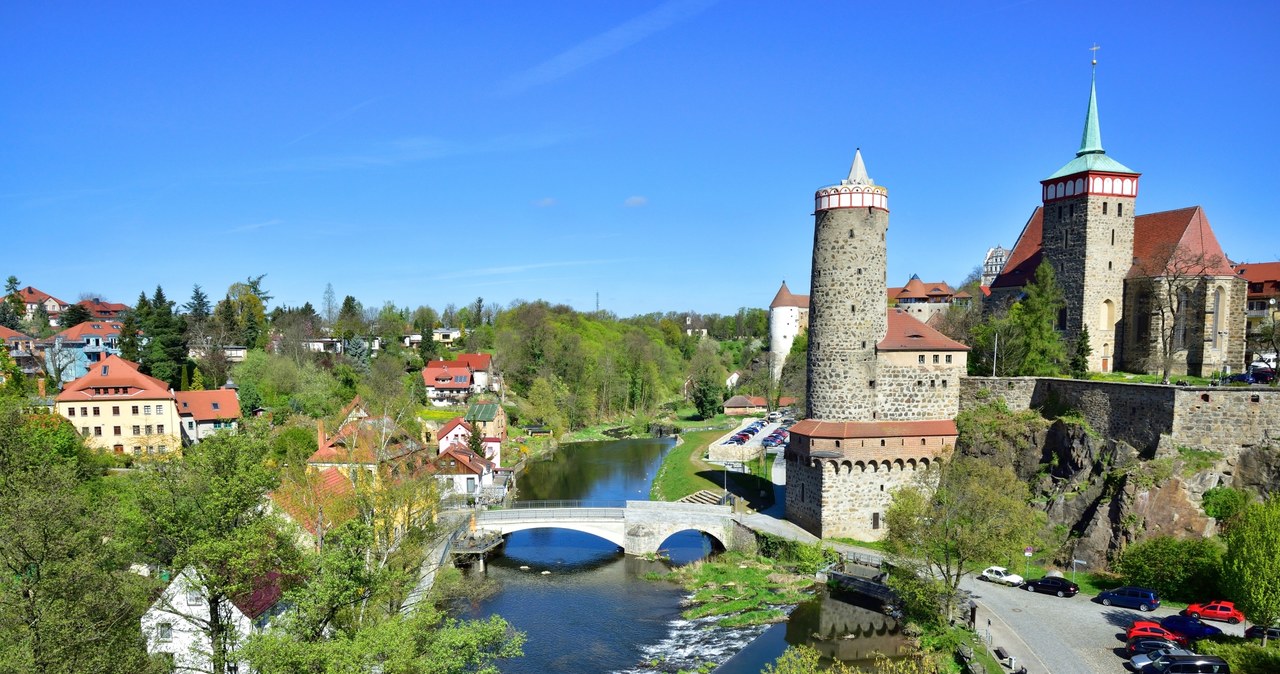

[1088,371,1214,386]
[418,407,468,423]
[650,430,724,501]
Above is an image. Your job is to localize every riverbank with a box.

[650,429,725,501]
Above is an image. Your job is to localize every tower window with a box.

[1111,229,1115,245]
[1069,204,1075,218]
[857,268,863,275]
[851,304,856,315]
[1109,261,1113,270]
[869,380,875,388]
[862,341,866,348]
[1103,202,1108,214]
[849,229,855,238]
[1057,206,1063,219]
[1118,203,1124,216]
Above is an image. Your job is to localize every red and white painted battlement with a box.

[1041,172,1140,203]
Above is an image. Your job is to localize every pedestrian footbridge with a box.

[473,500,750,556]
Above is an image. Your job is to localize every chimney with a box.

[317,420,326,448]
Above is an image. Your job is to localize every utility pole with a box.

[992,331,999,377]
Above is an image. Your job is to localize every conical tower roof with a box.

[769,281,808,309]
[1047,65,1136,179]
[846,149,874,186]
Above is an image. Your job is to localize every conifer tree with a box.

[118,312,142,363]
[1011,262,1067,376]
[58,302,90,329]
[190,367,206,391]
[1069,324,1091,379]
[184,284,211,323]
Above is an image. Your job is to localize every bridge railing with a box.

[476,506,625,522]
[505,499,627,509]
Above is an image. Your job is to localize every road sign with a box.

[1023,546,1033,557]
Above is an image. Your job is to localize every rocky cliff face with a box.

[957,406,1239,570]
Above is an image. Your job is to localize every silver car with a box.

[1131,648,1194,671]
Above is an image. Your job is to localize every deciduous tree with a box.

[1222,495,1280,645]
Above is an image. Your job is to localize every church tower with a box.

[806,150,888,420]
[1039,63,1139,372]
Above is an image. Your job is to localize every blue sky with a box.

[3,1,1277,317]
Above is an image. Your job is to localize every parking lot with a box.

[963,577,1247,673]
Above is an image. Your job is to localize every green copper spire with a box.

[1078,67,1104,156]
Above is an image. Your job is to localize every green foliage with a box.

[1069,324,1091,379]
[753,534,838,575]
[232,350,347,418]
[954,400,1048,464]
[883,564,948,628]
[689,341,725,420]
[1222,496,1280,641]
[58,302,90,328]
[1127,457,1175,490]
[1176,446,1223,476]
[1198,637,1280,673]
[885,456,1045,622]
[1113,535,1224,602]
[1202,486,1253,526]
[970,262,1067,376]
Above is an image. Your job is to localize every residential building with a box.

[142,567,286,673]
[455,352,496,392]
[465,401,507,441]
[269,466,357,550]
[54,355,181,455]
[723,395,798,416]
[432,327,461,345]
[0,325,41,376]
[887,275,973,324]
[188,341,249,363]
[421,361,472,406]
[9,286,68,325]
[77,298,130,320]
[175,388,240,443]
[431,443,508,504]
[981,245,1010,287]
[41,320,125,384]
[1235,261,1280,366]
[987,67,1246,376]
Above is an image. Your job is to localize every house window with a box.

[157,424,165,434]
[132,406,139,415]
[113,426,121,436]
[68,407,76,417]
[144,405,152,415]
[918,355,925,364]
[94,427,102,436]
[157,622,172,643]
[92,407,100,416]
[188,421,195,430]
[185,589,202,605]
[81,427,89,436]
[132,446,141,454]
[132,425,140,435]
[159,444,168,453]
[211,402,220,411]
[81,407,88,416]
[145,425,153,435]
[112,406,120,416]
[156,404,164,414]
[932,354,939,364]
[872,512,880,530]
[945,355,952,364]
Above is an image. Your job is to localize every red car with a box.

[1184,600,1245,624]
[1126,621,1188,646]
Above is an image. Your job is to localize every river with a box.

[460,437,908,673]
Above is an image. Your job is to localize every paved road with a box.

[961,577,1247,673]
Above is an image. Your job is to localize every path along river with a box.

[459,437,908,673]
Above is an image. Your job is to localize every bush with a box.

[1199,638,1280,674]
[1202,486,1253,526]
[1114,535,1224,602]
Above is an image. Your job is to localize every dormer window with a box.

[101,365,109,375]
[211,402,220,411]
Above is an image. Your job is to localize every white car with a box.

[978,566,1024,586]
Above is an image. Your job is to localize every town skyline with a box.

[4,1,1278,315]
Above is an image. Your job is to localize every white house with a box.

[175,388,241,444]
[142,567,285,673]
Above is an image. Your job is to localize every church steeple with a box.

[1078,69,1104,156]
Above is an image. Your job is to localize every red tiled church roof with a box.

[990,207,1045,290]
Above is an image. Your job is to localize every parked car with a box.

[1126,636,1182,657]
[1126,621,1187,646]
[1160,615,1223,641]
[1144,653,1230,673]
[1251,367,1276,384]
[1130,646,1194,670]
[1184,601,1245,624]
[1244,624,1280,641]
[978,566,1024,586]
[1023,576,1079,597]
[1098,585,1161,611]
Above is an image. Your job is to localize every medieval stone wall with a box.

[876,350,964,421]
[784,453,824,535]
[812,457,934,540]
[962,376,1280,455]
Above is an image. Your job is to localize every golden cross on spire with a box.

[1089,43,1100,67]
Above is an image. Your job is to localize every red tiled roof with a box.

[52,320,124,342]
[438,417,472,438]
[175,389,240,422]
[1130,206,1235,278]
[790,419,958,439]
[269,467,357,536]
[990,207,1044,290]
[12,286,67,308]
[456,353,492,371]
[1234,261,1280,299]
[230,571,286,620]
[434,444,493,475]
[879,308,970,351]
[422,364,472,390]
[770,282,809,309]
[77,298,129,317]
[724,395,763,409]
[54,355,172,402]
[0,325,32,341]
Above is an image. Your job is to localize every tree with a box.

[689,341,725,420]
[0,300,20,331]
[3,276,22,319]
[334,296,365,341]
[1223,495,1280,646]
[763,645,943,674]
[466,419,485,457]
[58,302,90,329]
[884,456,1044,622]
[124,426,299,674]
[1012,261,1067,376]
[1131,242,1231,383]
[0,402,160,673]
[244,274,273,309]
[1202,486,1252,531]
[1069,324,1091,379]
[1114,536,1223,602]
[322,283,337,328]
[1248,311,1280,374]
[184,284,212,323]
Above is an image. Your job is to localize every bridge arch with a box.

[490,522,626,549]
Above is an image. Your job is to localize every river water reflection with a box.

[461,438,908,673]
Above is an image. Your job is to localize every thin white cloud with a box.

[533,197,558,208]
[270,133,566,173]
[495,0,719,96]
[286,97,382,146]
[623,196,648,208]
[228,218,282,233]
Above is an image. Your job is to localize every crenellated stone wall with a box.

[784,450,941,540]
[961,376,1280,455]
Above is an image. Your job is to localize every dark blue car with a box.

[1160,614,1223,641]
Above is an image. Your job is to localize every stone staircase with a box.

[678,489,723,505]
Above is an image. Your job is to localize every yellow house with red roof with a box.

[54,354,182,455]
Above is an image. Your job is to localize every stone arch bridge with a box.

[473,500,755,556]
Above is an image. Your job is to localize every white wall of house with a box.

[141,569,256,674]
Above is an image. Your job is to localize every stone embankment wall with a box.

[961,377,1279,455]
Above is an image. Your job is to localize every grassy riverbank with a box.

[650,551,817,627]
[649,429,725,501]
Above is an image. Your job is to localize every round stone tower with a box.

[806,150,889,421]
